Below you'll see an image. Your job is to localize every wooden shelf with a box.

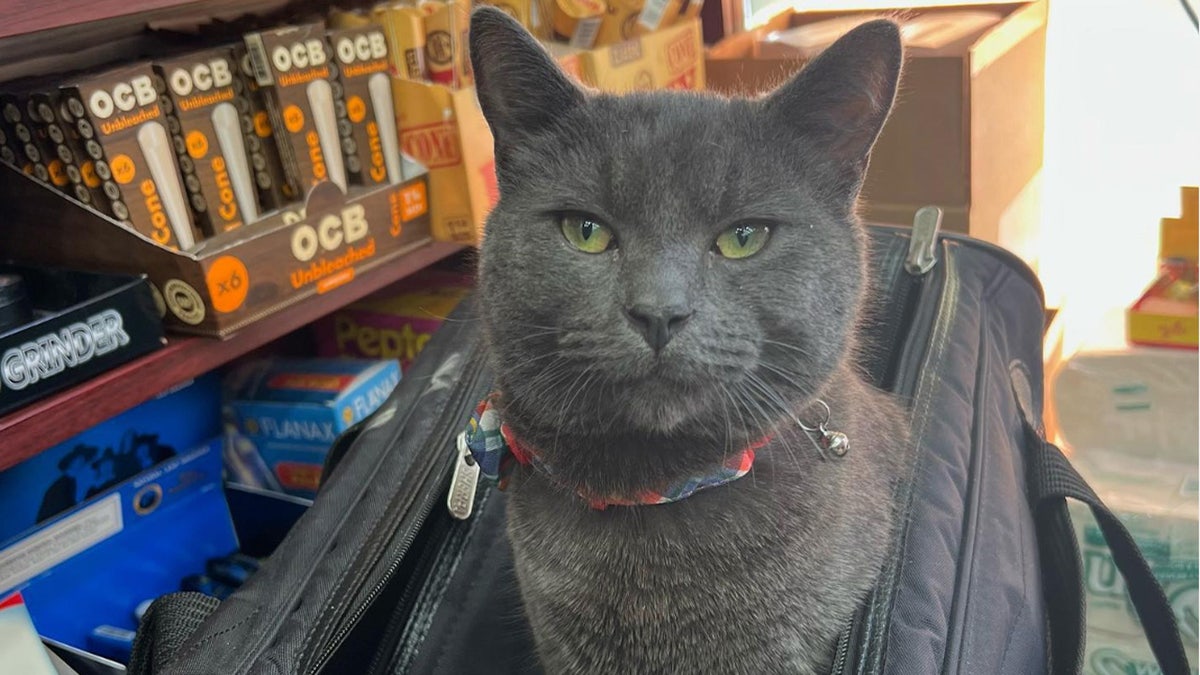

[0,0,200,40]
[0,241,464,472]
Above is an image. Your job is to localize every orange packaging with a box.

[578,17,705,92]
[553,0,607,47]
[155,47,262,235]
[373,4,429,80]
[420,1,456,86]
[59,63,204,249]
[595,0,646,47]
[393,77,496,243]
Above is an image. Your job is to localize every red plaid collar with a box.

[466,395,767,510]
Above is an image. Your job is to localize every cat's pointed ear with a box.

[469,7,585,145]
[763,19,903,198]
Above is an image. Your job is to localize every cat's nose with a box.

[624,304,693,353]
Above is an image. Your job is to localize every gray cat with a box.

[468,8,910,674]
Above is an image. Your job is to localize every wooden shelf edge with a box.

[0,0,202,40]
[0,241,466,472]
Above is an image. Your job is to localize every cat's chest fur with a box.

[503,378,905,675]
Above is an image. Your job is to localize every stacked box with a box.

[327,23,404,188]
[31,89,115,215]
[243,22,349,194]
[224,357,401,497]
[155,47,263,235]
[58,63,204,250]
[231,43,299,213]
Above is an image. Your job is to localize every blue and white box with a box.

[224,357,401,498]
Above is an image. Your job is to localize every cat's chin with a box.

[619,382,708,433]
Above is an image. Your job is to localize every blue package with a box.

[224,358,400,497]
[0,374,221,543]
[0,376,237,661]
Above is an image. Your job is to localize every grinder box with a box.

[243,22,350,194]
[155,47,264,236]
[223,357,400,497]
[327,24,405,189]
[231,43,300,213]
[59,62,204,250]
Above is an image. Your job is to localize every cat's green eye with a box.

[715,223,770,259]
[561,214,614,253]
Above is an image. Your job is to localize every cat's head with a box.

[470,9,901,439]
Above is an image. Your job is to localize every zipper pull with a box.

[905,205,942,276]
[447,432,480,520]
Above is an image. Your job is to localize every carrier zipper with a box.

[362,500,458,675]
[830,212,947,675]
[855,244,957,674]
[383,486,494,674]
[304,349,488,675]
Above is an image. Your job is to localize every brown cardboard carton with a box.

[373,4,429,80]
[394,77,497,244]
[231,43,300,213]
[155,47,262,236]
[0,159,434,337]
[706,1,1046,255]
[59,63,205,250]
[0,81,62,189]
[33,89,115,216]
[327,24,405,189]
[243,22,349,194]
[578,17,705,92]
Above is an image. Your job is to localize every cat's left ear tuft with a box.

[470,7,585,147]
[763,19,903,197]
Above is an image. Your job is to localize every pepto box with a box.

[59,63,204,250]
[313,267,472,370]
[327,23,404,188]
[224,357,400,497]
[243,22,350,195]
[155,47,264,236]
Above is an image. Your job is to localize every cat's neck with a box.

[496,374,848,501]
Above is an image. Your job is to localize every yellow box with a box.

[393,78,497,245]
[570,18,706,92]
[1127,187,1198,350]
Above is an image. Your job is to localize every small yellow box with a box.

[1127,187,1198,350]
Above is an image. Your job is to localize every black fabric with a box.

[128,593,220,673]
[1026,433,1191,675]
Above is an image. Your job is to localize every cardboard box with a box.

[706,2,1046,254]
[155,47,263,235]
[59,63,206,250]
[394,78,498,244]
[1128,186,1197,350]
[574,16,705,91]
[243,22,349,194]
[224,357,400,497]
[312,266,473,370]
[0,156,434,337]
[231,43,300,213]
[31,89,115,216]
[0,263,164,417]
[327,24,405,189]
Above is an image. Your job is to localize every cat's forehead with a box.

[553,94,810,229]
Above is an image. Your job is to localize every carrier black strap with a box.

[127,592,220,674]
[1026,432,1191,675]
